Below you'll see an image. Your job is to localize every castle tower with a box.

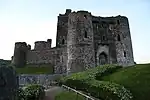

[114,16,134,66]
[12,42,28,67]
[67,11,95,73]
[34,39,52,50]
[56,9,71,47]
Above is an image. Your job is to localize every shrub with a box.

[17,87,26,100]
[23,84,45,100]
[60,65,133,100]
[87,80,133,100]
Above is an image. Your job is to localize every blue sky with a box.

[0,0,149,63]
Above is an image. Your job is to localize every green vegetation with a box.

[102,64,150,100]
[17,84,45,100]
[60,64,133,100]
[55,91,85,100]
[0,59,11,66]
[15,64,54,74]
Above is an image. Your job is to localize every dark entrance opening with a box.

[99,52,108,65]
[62,39,65,44]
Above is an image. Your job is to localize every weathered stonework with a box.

[12,9,135,74]
[18,74,66,89]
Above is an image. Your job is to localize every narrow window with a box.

[102,36,106,40]
[62,39,65,44]
[124,51,126,57]
[84,31,87,38]
[117,34,121,41]
[117,20,120,25]
[84,15,87,19]
[101,24,103,28]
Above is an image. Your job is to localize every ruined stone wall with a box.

[34,39,52,50]
[18,74,66,89]
[92,16,117,66]
[67,11,95,73]
[12,42,29,67]
[12,9,135,73]
[56,9,71,47]
[112,16,134,66]
[26,47,67,74]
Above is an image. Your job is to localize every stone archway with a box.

[99,52,108,65]
[96,45,109,66]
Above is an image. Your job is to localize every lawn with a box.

[101,64,150,100]
[55,91,85,100]
[15,64,54,74]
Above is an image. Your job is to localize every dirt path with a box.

[44,86,63,100]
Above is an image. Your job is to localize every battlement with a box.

[15,42,27,46]
[59,9,72,16]
[34,39,52,50]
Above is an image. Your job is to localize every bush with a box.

[60,64,133,100]
[17,87,26,100]
[23,84,45,100]
[87,80,133,100]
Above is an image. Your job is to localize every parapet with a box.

[34,39,52,50]
[15,42,27,46]
[65,9,72,15]
[27,44,31,50]
[14,42,28,49]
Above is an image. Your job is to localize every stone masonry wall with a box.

[92,16,117,66]
[18,74,66,89]
[26,47,67,74]
[113,16,134,66]
[12,9,135,74]
[67,11,95,73]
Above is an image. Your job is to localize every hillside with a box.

[61,64,150,100]
[102,64,150,100]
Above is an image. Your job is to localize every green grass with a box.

[101,64,150,100]
[15,64,54,74]
[55,91,85,100]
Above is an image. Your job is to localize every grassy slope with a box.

[101,64,150,100]
[55,91,85,100]
[15,64,54,74]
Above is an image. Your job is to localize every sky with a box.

[0,0,149,64]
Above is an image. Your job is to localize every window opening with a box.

[124,51,126,57]
[117,34,121,41]
[62,39,65,44]
[84,31,87,38]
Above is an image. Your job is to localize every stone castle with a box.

[11,9,134,74]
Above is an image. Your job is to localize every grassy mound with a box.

[60,64,133,100]
[15,64,54,74]
[55,91,85,100]
[102,64,150,100]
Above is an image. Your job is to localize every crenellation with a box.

[12,9,135,74]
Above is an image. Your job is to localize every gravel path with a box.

[44,86,63,100]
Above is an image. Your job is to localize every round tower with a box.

[12,42,28,67]
[114,16,134,66]
[67,11,95,73]
[34,41,47,50]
